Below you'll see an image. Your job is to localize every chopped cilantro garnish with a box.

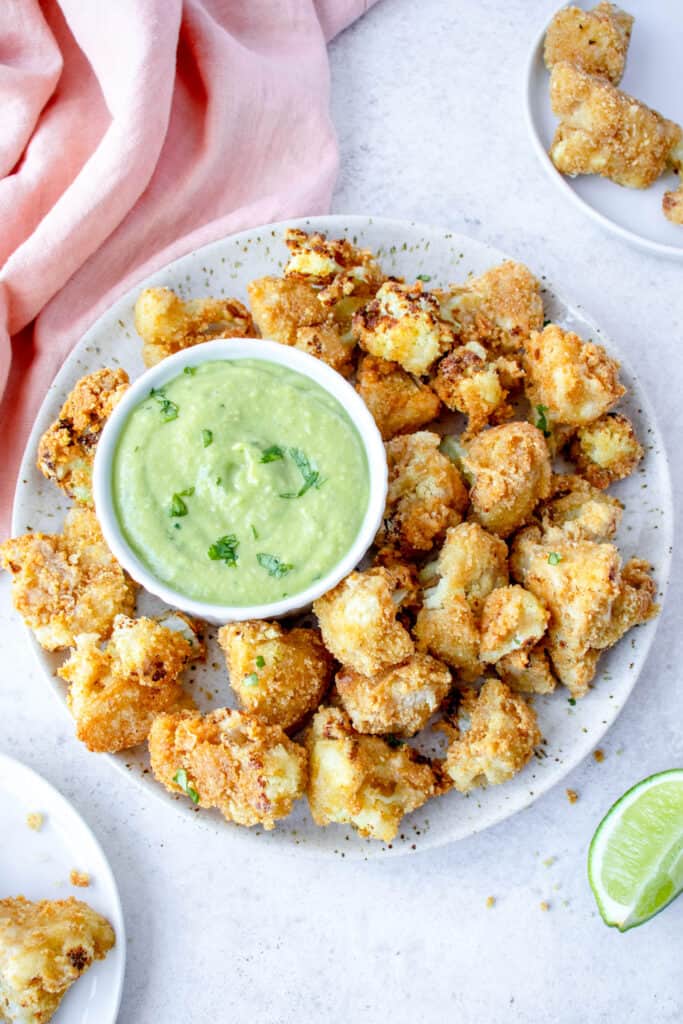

[208,534,239,566]
[244,673,259,687]
[257,552,293,577]
[417,273,432,282]
[280,446,321,498]
[568,698,576,706]
[168,488,193,517]
[255,655,265,668]
[543,318,552,327]
[261,444,285,463]
[251,524,258,540]
[150,387,179,422]
[202,429,213,447]
[548,552,562,565]
[535,404,551,438]
[173,768,199,804]
[184,365,197,375]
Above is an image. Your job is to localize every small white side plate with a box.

[0,754,125,1023]
[525,0,683,259]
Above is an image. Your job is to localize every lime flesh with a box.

[588,769,683,931]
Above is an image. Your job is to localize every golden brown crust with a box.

[356,354,441,440]
[479,585,549,664]
[354,280,455,375]
[495,645,557,695]
[433,345,522,439]
[36,368,129,505]
[570,412,644,487]
[540,473,623,543]
[148,708,307,829]
[283,227,385,305]
[0,508,137,651]
[293,322,356,377]
[663,183,683,225]
[218,620,333,732]
[134,287,258,366]
[247,275,324,345]
[544,2,634,85]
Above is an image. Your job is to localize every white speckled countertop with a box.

[2,1,682,1021]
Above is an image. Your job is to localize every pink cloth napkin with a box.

[0,0,375,534]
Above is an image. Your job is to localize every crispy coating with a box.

[283,227,385,305]
[376,431,469,555]
[247,276,324,345]
[591,557,658,649]
[134,287,257,366]
[549,62,682,189]
[524,324,625,428]
[356,354,441,440]
[444,680,541,792]
[496,644,557,695]
[464,422,552,537]
[433,343,523,438]
[353,280,455,375]
[540,474,623,543]
[313,567,414,676]
[436,261,544,356]
[305,706,444,841]
[415,523,508,682]
[0,896,115,1024]
[149,708,307,829]
[544,2,634,85]
[479,585,549,664]
[336,653,452,737]
[663,183,683,225]
[36,368,129,505]
[59,612,202,752]
[293,322,355,377]
[217,620,333,732]
[0,508,137,651]
[570,412,643,487]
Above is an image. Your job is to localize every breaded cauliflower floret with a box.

[511,525,622,696]
[0,896,115,1024]
[376,431,469,555]
[356,355,441,440]
[58,612,203,752]
[463,422,552,537]
[218,620,333,732]
[36,368,129,505]
[336,653,452,737]
[283,227,385,305]
[444,680,541,792]
[496,644,557,695]
[436,260,544,356]
[0,508,137,651]
[539,474,623,543]
[353,281,455,375]
[414,523,508,682]
[293,323,356,377]
[314,568,414,676]
[149,708,307,829]
[479,585,549,664]
[305,706,443,841]
[591,557,658,650]
[247,276,324,345]
[432,342,522,439]
[544,2,634,85]
[549,62,682,189]
[134,287,257,366]
[569,412,643,488]
[663,183,683,225]
[524,323,625,428]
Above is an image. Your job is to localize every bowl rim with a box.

[92,337,388,623]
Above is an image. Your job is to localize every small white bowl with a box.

[93,338,387,624]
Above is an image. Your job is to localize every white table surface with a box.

[2,1,682,1021]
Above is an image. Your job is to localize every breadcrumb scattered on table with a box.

[566,788,579,804]
[69,870,90,889]
[486,896,496,909]
[593,748,605,762]
[25,813,43,832]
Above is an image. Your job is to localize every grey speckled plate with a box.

[12,216,673,859]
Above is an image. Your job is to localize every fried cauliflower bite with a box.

[353,280,455,375]
[511,525,621,696]
[247,275,323,345]
[663,183,683,225]
[0,896,115,1024]
[540,474,623,543]
[479,585,549,664]
[305,706,444,841]
[293,322,355,377]
[414,523,508,681]
[217,620,333,732]
[444,680,541,793]
[436,260,544,357]
[356,354,442,440]
[591,557,658,649]
[58,612,203,752]
[313,567,414,676]
[335,653,453,737]
[0,508,137,652]
[463,422,552,537]
[36,368,129,505]
[496,644,557,695]
[376,432,469,555]
[524,324,625,429]
[544,2,634,85]
[569,412,643,487]
[134,287,257,366]
[283,227,385,305]
[148,708,307,829]
[432,343,522,439]
[549,62,682,189]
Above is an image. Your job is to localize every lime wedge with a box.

[588,769,683,931]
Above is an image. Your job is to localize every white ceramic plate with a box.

[525,0,683,259]
[0,753,125,1020]
[12,215,673,858]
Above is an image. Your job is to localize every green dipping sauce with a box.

[112,359,370,606]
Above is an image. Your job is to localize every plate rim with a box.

[523,3,683,262]
[10,213,675,858]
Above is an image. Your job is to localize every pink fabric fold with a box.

[0,0,376,533]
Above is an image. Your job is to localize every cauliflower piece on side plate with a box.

[353,281,455,375]
[149,708,307,829]
[305,706,445,842]
[663,183,683,225]
[544,2,634,85]
[356,354,441,440]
